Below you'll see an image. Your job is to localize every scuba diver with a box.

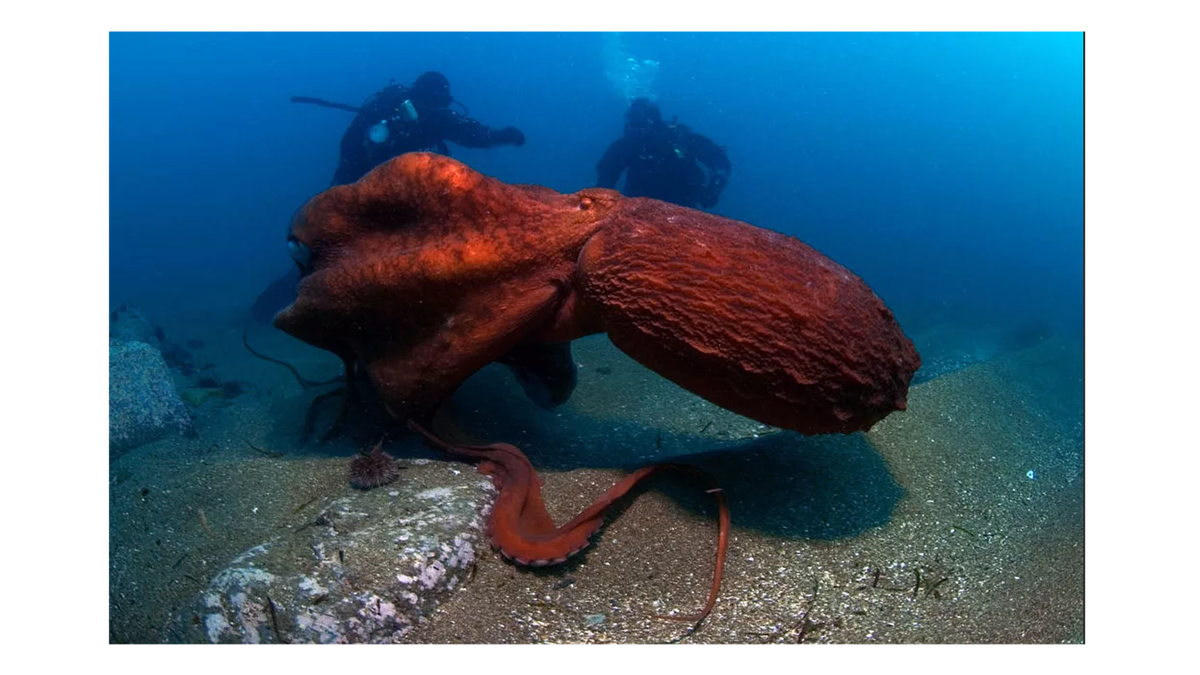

[321,71,526,185]
[596,98,731,209]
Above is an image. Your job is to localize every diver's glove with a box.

[493,126,526,147]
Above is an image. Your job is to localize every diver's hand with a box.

[495,126,526,146]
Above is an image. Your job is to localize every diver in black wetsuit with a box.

[331,71,526,185]
[596,98,731,209]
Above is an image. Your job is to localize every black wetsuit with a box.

[596,124,731,208]
[332,85,522,185]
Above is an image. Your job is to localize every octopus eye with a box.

[287,235,312,271]
[578,197,593,211]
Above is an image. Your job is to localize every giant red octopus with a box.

[274,152,921,624]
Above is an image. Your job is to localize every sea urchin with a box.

[348,441,400,490]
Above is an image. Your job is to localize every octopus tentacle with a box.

[408,420,729,622]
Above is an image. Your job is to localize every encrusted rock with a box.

[109,338,193,458]
[164,468,495,643]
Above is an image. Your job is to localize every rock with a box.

[109,339,193,459]
[164,469,496,643]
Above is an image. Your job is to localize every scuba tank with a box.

[398,99,419,122]
[367,97,419,144]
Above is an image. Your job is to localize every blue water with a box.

[110,32,1082,345]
